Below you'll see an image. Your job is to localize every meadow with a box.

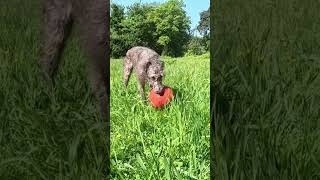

[110,54,210,179]
[1,1,107,178]
[212,0,320,179]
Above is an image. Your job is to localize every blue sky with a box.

[111,0,210,31]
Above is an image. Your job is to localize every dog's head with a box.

[146,61,165,94]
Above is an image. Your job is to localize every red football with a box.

[149,86,174,109]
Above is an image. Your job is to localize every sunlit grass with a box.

[212,0,320,179]
[110,53,210,179]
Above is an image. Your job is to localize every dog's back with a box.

[125,46,160,66]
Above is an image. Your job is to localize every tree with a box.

[121,3,157,51]
[148,0,191,57]
[110,0,191,58]
[110,4,126,58]
[111,4,125,32]
[186,36,207,55]
[111,3,158,58]
[197,8,210,51]
[197,8,210,36]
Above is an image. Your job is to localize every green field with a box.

[1,1,107,178]
[212,0,320,179]
[110,54,210,179]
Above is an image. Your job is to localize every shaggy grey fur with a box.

[123,46,165,99]
[39,0,109,121]
[39,0,110,175]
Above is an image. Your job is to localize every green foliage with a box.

[212,0,320,179]
[182,8,210,55]
[186,36,207,56]
[197,8,210,36]
[110,55,210,179]
[111,3,157,58]
[148,0,191,57]
[110,4,127,58]
[110,0,191,58]
[110,3,125,32]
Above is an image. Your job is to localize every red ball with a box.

[149,86,174,109]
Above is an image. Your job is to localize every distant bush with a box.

[186,36,207,56]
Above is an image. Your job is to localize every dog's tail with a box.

[123,56,133,87]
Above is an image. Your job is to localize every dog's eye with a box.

[151,77,156,81]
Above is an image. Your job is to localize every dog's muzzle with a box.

[153,83,164,94]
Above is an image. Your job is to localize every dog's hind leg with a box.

[39,1,72,85]
[123,56,133,88]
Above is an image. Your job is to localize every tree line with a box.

[111,0,209,58]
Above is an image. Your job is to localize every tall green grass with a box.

[0,1,107,178]
[212,0,320,179]
[110,54,210,179]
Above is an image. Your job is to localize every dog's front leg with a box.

[137,76,147,101]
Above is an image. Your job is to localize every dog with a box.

[123,46,165,100]
[39,0,109,121]
[39,0,110,175]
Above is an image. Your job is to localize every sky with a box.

[111,0,210,31]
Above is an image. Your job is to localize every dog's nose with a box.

[154,86,164,94]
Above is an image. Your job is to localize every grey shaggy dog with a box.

[39,0,110,175]
[39,0,109,122]
[123,46,165,100]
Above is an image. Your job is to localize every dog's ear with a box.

[145,62,151,74]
